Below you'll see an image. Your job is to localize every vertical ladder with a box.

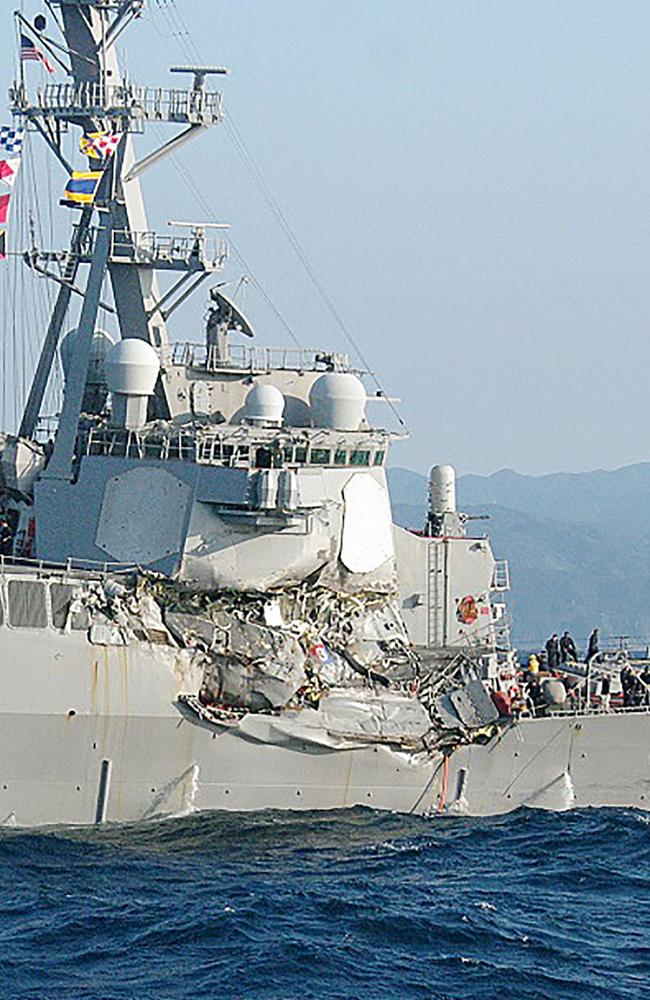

[427,538,446,647]
[492,559,510,592]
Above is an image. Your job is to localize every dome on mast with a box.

[309,372,366,430]
[60,328,115,385]
[106,338,160,430]
[60,328,115,415]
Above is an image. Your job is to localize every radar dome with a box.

[105,338,160,397]
[244,383,285,426]
[106,339,161,430]
[309,372,366,431]
[60,327,115,384]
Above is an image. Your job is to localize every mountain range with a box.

[387,464,650,650]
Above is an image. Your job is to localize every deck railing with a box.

[12,81,223,127]
[166,342,352,373]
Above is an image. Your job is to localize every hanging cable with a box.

[145,10,307,349]
[222,113,406,418]
[149,122,304,350]
[151,0,406,428]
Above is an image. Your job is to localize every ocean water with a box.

[0,808,648,1000]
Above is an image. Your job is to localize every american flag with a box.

[21,34,54,74]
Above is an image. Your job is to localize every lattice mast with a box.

[10,0,226,481]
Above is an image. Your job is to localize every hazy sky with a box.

[2,1,650,476]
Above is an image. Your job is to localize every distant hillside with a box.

[460,464,650,536]
[387,465,650,648]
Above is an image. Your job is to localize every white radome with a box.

[244,382,285,426]
[309,372,366,430]
[105,338,161,397]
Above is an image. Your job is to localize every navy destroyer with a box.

[0,0,646,827]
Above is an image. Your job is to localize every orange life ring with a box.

[457,595,479,625]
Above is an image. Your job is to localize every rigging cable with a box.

[23,133,59,420]
[158,0,406,429]
[150,124,303,351]
[149,3,306,350]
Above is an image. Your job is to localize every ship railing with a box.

[80,427,198,462]
[82,425,253,469]
[533,702,650,719]
[166,342,352,373]
[195,434,251,467]
[34,416,59,441]
[12,81,223,128]
[77,424,389,471]
[458,610,512,652]
[72,226,227,272]
[0,554,138,578]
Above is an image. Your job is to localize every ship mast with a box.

[11,0,227,480]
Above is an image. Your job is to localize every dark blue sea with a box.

[1,808,648,1000]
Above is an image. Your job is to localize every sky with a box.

[2,0,650,476]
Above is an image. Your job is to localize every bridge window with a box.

[8,581,48,629]
[374,451,385,466]
[309,449,331,465]
[334,450,347,465]
[350,450,371,466]
[50,584,77,630]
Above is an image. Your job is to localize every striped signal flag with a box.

[61,171,103,207]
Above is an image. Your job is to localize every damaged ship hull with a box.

[3,0,646,830]
[0,627,437,826]
[0,624,648,826]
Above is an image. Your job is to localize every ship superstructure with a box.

[0,1,647,827]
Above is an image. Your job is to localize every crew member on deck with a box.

[621,665,634,707]
[586,628,600,664]
[600,673,611,712]
[560,631,578,663]
[641,666,650,707]
[545,633,560,670]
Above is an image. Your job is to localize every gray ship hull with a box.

[444,712,650,815]
[0,629,647,827]
[5,0,641,834]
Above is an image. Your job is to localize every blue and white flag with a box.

[0,125,25,158]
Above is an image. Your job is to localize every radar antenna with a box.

[206,286,255,369]
[170,66,230,91]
